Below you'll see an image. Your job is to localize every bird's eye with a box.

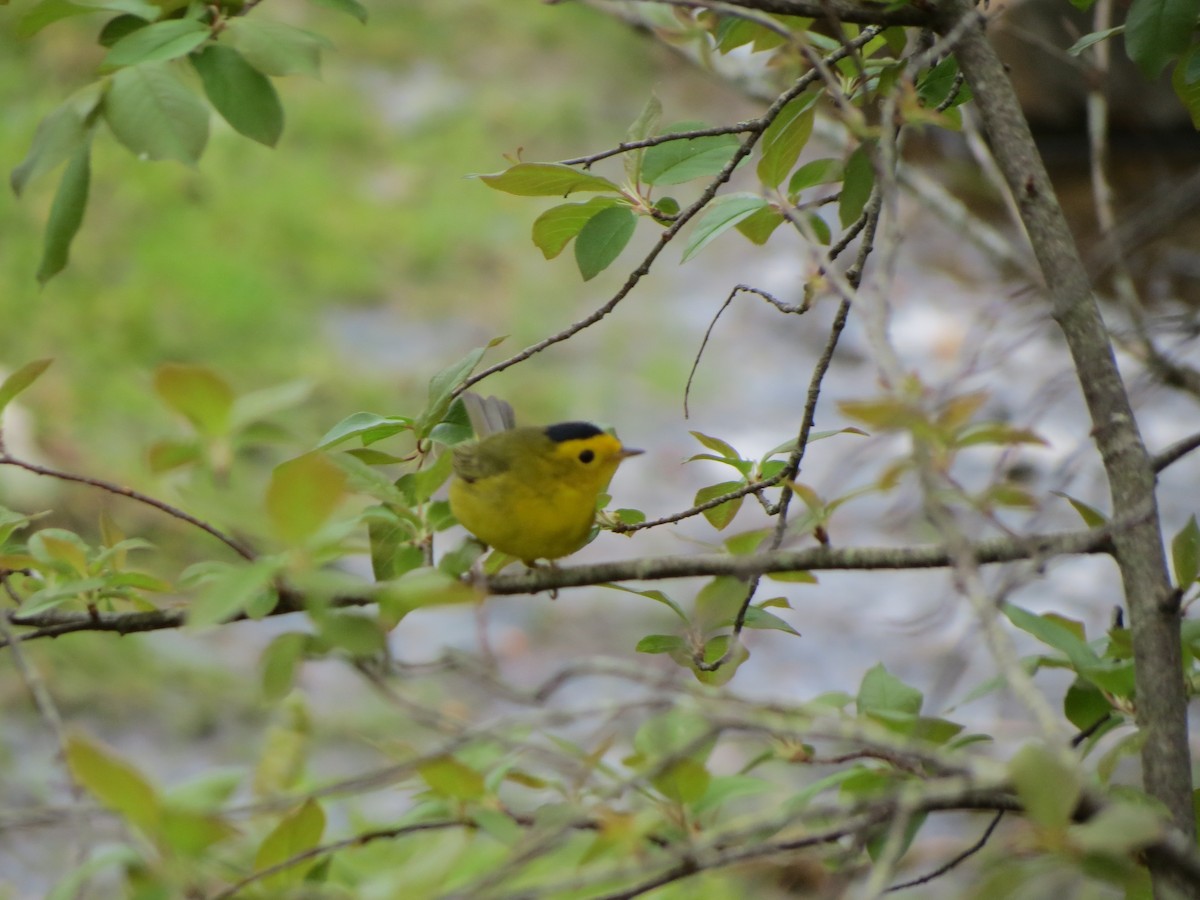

[578,449,595,463]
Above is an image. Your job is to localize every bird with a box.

[448,393,642,565]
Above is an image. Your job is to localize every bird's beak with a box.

[619,447,645,458]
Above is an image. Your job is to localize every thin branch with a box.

[885,810,1005,893]
[608,474,780,534]
[559,123,757,168]
[459,26,885,394]
[0,454,254,561]
[683,284,809,418]
[1152,431,1200,473]
[0,575,91,860]
[210,820,466,900]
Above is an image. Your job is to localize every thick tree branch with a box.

[2,525,1117,645]
[932,0,1196,887]
[611,0,933,27]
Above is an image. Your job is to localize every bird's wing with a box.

[461,392,516,438]
[451,436,514,483]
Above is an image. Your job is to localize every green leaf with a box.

[735,205,784,244]
[788,157,844,199]
[417,342,496,437]
[98,13,146,47]
[66,733,161,834]
[757,92,815,188]
[600,583,688,621]
[18,0,96,38]
[739,605,801,636]
[1064,678,1112,732]
[1173,48,1200,128]
[254,800,326,890]
[78,0,160,18]
[1009,742,1081,830]
[36,143,90,284]
[305,0,368,22]
[694,576,747,633]
[104,62,209,163]
[532,197,623,259]
[765,570,817,583]
[641,126,740,185]
[1071,802,1163,854]
[222,17,326,77]
[160,807,236,858]
[192,45,284,147]
[955,423,1047,447]
[229,379,312,430]
[266,452,348,544]
[318,411,411,449]
[418,756,486,801]
[375,567,482,625]
[315,611,385,657]
[187,558,279,628]
[690,430,741,459]
[653,758,711,805]
[694,481,744,530]
[624,93,661,184]
[29,529,89,574]
[636,634,686,654]
[574,205,636,281]
[633,707,713,761]
[692,634,748,685]
[682,194,765,262]
[916,56,972,109]
[1125,0,1198,77]
[857,663,922,717]
[476,162,620,197]
[839,144,875,228]
[261,632,309,701]
[0,359,52,416]
[1067,26,1125,56]
[11,82,104,196]
[1051,491,1108,527]
[153,363,233,436]
[1172,515,1200,586]
[101,18,208,69]
[1004,604,1103,672]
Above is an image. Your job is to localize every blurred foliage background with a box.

[0,3,740,892]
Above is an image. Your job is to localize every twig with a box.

[560,123,757,168]
[210,821,466,900]
[458,26,887,394]
[885,810,1004,892]
[0,454,254,561]
[1152,431,1200,473]
[683,284,809,418]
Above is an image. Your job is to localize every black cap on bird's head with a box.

[543,422,606,443]
[544,421,643,459]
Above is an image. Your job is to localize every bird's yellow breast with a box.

[448,428,632,564]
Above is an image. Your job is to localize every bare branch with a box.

[610,0,932,28]
[2,525,1119,645]
[0,453,254,561]
[1153,431,1200,473]
[459,27,885,394]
